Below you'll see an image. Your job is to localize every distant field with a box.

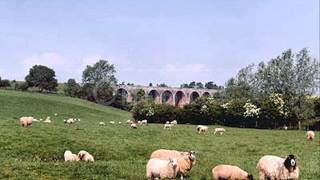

[0,90,319,179]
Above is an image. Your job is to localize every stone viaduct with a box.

[116,85,218,107]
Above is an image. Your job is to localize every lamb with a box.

[19,116,34,127]
[141,119,148,125]
[64,150,80,162]
[257,154,299,180]
[307,130,315,141]
[197,125,208,134]
[146,158,178,179]
[131,123,138,129]
[214,128,226,135]
[171,120,178,125]
[212,164,253,180]
[164,123,172,129]
[150,149,196,179]
[99,122,105,126]
[78,150,94,162]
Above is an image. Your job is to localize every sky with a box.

[0,0,319,87]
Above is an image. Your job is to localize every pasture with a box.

[0,90,319,179]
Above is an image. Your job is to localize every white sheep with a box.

[146,158,178,179]
[131,123,138,129]
[78,150,94,162]
[212,164,253,180]
[257,155,299,180]
[44,116,51,123]
[150,149,196,179]
[283,125,288,130]
[164,123,172,130]
[171,120,178,125]
[137,120,142,125]
[54,113,58,116]
[307,130,315,141]
[197,125,208,134]
[109,121,115,124]
[64,150,79,162]
[141,119,148,125]
[214,128,226,135]
[99,122,106,126]
[126,119,133,124]
[19,116,34,127]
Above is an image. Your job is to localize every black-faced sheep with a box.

[78,150,94,162]
[257,154,299,180]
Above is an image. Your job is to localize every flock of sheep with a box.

[19,116,316,179]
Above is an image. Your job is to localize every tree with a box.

[188,81,196,88]
[205,81,216,89]
[180,83,189,88]
[158,83,168,87]
[82,60,117,85]
[64,79,81,97]
[132,89,146,102]
[95,81,114,104]
[196,82,204,89]
[25,65,58,92]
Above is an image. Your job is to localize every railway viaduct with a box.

[116,85,218,107]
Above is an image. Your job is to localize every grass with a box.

[0,90,319,179]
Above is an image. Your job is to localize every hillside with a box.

[0,90,319,179]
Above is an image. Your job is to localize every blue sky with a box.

[0,0,318,87]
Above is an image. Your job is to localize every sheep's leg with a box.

[180,174,184,180]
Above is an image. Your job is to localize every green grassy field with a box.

[0,90,319,179]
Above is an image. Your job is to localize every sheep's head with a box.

[78,151,87,160]
[284,154,297,172]
[169,158,178,168]
[247,174,254,180]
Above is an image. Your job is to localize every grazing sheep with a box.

[150,149,196,179]
[99,122,105,126]
[126,119,133,124]
[307,130,315,141]
[171,120,178,125]
[19,116,33,127]
[283,125,288,130]
[137,120,142,125]
[164,123,172,130]
[257,155,299,180]
[78,150,94,162]
[109,121,115,124]
[64,150,80,162]
[214,128,226,135]
[212,164,253,180]
[54,113,58,116]
[118,121,122,124]
[131,123,138,129]
[197,125,208,134]
[166,121,170,124]
[44,116,51,123]
[146,158,178,180]
[141,119,148,125]
[64,118,74,124]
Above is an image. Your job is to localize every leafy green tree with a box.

[133,89,145,101]
[196,82,204,89]
[205,81,218,89]
[180,83,189,88]
[25,65,58,92]
[82,60,117,85]
[95,81,114,103]
[158,83,168,87]
[64,79,81,97]
[188,81,196,88]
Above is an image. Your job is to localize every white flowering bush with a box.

[243,101,260,118]
[269,93,286,115]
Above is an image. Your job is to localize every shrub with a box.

[15,82,29,91]
[64,79,81,97]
